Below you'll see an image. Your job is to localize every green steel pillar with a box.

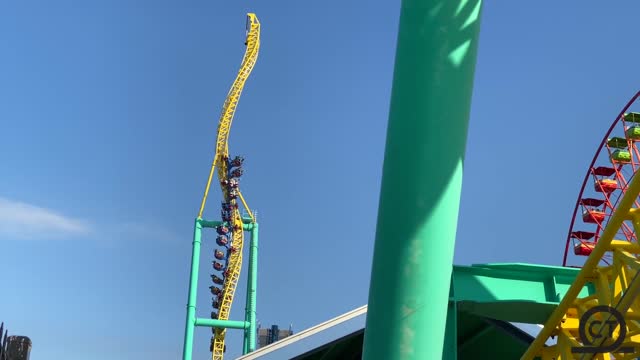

[443,301,457,360]
[361,0,483,359]
[243,329,249,354]
[245,223,258,352]
[182,218,203,360]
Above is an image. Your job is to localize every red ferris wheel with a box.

[563,91,640,267]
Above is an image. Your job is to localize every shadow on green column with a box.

[362,0,483,359]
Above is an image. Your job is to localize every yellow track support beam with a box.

[521,171,640,359]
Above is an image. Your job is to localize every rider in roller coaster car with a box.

[214,249,225,260]
[213,261,225,271]
[211,275,224,285]
[210,286,222,295]
[221,179,239,188]
[231,168,243,178]
[216,235,228,246]
[227,178,239,188]
[228,189,239,199]
[229,156,244,168]
[222,202,238,211]
[216,225,229,235]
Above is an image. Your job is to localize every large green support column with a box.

[182,218,203,360]
[246,223,258,352]
[361,0,483,359]
[243,223,259,354]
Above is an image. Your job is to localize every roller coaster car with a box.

[213,300,220,309]
[216,235,229,246]
[213,261,225,271]
[574,242,595,256]
[582,209,605,224]
[214,249,226,260]
[210,286,222,295]
[229,156,244,167]
[229,189,239,199]
[228,178,239,188]
[594,179,617,193]
[216,226,229,235]
[221,211,232,222]
[222,202,238,211]
[231,168,243,177]
[212,275,224,285]
[211,311,218,319]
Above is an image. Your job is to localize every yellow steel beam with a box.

[521,171,640,360]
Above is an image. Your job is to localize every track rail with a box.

[196,13,260,360]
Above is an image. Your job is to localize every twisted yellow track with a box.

[197,13,260,360]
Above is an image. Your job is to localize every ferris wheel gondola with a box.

[563,93,640,267]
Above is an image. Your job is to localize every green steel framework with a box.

[238,263,596,360]
[362,0,483,359]
[183,0,485,357]
[182,217,259,360]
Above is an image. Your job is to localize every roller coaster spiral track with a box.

[197,13,260,360]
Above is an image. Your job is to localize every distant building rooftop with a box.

[257,324,293,349]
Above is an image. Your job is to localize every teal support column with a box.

[245,223,258,352]
[361,0,483,359]
[182,218,203,360]
[443,301,457,360]
[243,329,249,355]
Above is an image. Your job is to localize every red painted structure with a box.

[563,91,640,266]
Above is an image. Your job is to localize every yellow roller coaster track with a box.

[197,13,260,360]
[521,137,640,358]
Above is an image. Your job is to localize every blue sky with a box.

[2,1,640,359]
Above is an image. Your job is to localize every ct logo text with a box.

[571,305,634,354]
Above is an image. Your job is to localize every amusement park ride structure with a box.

[520,94,640,359]
[179,5,640,360]
[182,13,260,360]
